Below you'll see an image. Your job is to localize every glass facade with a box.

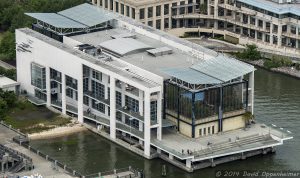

[92,80,105,99]
[151,101,157,122]
[165,81,247,122]
[125,95,139,113]
[92,99,105,113]
[31,63,46,90]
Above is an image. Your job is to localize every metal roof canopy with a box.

[58,3,115,27]
[238,0,300,16]
[161,68,222,85]
[99,38,153,56]
[191,55,255,82]
[25,13,87,29]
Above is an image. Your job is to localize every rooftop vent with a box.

[147,47,173,57]
[111,33,136,39]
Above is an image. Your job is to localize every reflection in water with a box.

[31,69,300,177]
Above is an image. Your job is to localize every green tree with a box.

[237,44,261,61]
[0,99,8,117]
[0,31,15,60]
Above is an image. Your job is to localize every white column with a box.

[186,158,192,168]
[110,77,116,140]
[46,67,51,107]
[157,91,162,141]
[144,90,151,157]
[97,0,100,6]
[113,0,116,12]
[249,71,254,114]
[61,74,66,115]
[78,70,84,123]
[278,24,282,47]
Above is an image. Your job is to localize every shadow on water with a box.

[30,69,300,177]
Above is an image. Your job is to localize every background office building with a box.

[93,0,300,56]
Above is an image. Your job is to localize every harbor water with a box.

[31,68,300,177]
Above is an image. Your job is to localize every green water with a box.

[30,68,300,177]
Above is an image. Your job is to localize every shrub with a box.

[263,55,293,69]
[236,44,261,61]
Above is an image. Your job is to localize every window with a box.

[92,99,105,113]
[66,75,77,90]
[110,0,113,10]
[121,4,124,14]
[148,7,153,18]
[148,21,153,27]
[212,126,215,134]
[104,0,108,8]
[140,8,145,19]
[92,70,102,81]
[171,3,177,16]
[31,63,46,90]
[115,2,119,12]
[50,68,61,82]
[126,6,130,16]
[116,111,122,121]
[199,128,202,136]
[156,5,161,16]
[83,96,89,106]
[83,78,89,92]
[151,101,157,121]
[156,19,161,29]
[132,8,135,19]
[34,89,46,101]
[92,81,105,99]
[164,4,169,15]
[125,95,139,112]
[66,88,73,98]
[116,91,122,107]
[208,127,211,134]
[164,18,169,28]
[203,128,206,135]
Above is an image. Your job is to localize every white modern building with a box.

[0,76,19,93]
[17,3,292,172]
[93,0,300,57]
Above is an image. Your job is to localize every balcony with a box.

[84,111,110,126]
[25,94,46,106]
[117,106,144,122]
[84,91,110,105]
[51,100,62,108]
[66,104,78,114]
[116,122,144,139]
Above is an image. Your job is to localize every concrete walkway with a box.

[0,60,15,70]
[0,125,76,178]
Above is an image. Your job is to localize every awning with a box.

[25,13,87,29]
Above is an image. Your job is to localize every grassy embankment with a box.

[1,97,71,134]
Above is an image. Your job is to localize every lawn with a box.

[2,100,72,134]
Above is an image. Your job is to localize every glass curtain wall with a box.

[31,63,46,90]
[164,81,248,122]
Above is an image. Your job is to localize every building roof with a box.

[238,0,300,16]
[99,38,153,56]
[58,3,115,27]
[191,55,255,82]
[161,68,222,85]
[25,13,87,29]
[0,76,19,88]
